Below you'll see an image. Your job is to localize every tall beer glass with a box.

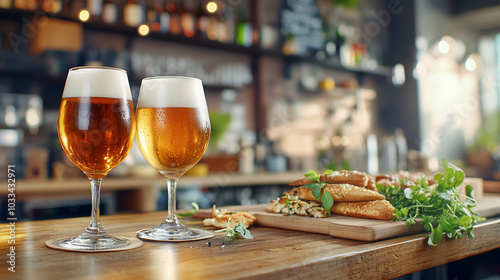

[136,76,212,241]
[48,66,139,251]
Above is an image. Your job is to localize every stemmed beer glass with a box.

[135,76,212,241]
[47,66,140,251]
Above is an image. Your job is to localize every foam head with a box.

[137,76,207,110]
[62,67,132,100]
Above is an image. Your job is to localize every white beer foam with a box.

[137,76,207,109]
[62,67,132,100]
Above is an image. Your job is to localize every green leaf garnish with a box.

[379,159,484,246]
[323,169,334,175]
[302,170,334,214]
[312,183,323,200]
[305,170,320,182]
[321,192,334,215]
[234,222,254,239]
[215,222,253,240]
[177,202,200,217]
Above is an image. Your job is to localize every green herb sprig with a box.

[377,159,485,246]
[214,222,254,240]
[304,170,334,214]
[177,202,200,218]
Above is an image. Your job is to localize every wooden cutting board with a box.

[193,194,500,242]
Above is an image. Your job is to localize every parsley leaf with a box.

[177,202,200,217]
[321,192,334,215]
[379,159,485,246]
[305,170,320,182]
[303,170,333,214]
[214,222,253,240]
[234,223,254,239]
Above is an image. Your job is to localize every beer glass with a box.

[136,76,212,241]
[47,66,139,251]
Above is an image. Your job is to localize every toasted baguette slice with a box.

[289,184,385,202]
[203,205,256,229]
[332,200,395,220]
[289,170,376,191]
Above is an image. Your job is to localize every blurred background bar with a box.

[0,0,499,221]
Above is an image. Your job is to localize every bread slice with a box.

[203,205,256,229]
[332,200,395,220]
[288,184,385,202]
[289,170,376,191]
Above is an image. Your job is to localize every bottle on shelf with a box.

[216,7,228,43]
[224,5,235,44]
[180,0,195,37]
[87,0,102,17]
[235,6,252,47]
[165,0,181,35]
[102,0,118,24]
[206,5,217,41]
[195,0,208,39]
[265,140,287,173]
[146,0,161,31]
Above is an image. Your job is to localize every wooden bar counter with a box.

[2,210,500,279]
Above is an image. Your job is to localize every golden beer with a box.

[58,96,136,177]
[135,76,212,242]
[136,107,210,173]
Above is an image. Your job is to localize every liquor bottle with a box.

[146,0,161,31]
[204,1,217,41]
[216,6,228,43]
[195,0,208,38]
[235,7,252,47]
[102,0,118,24]
[87,0,102,17]
[166,0,181,35]
[224,6,235,44]
[159,0,170,34]
[181,0,195,37]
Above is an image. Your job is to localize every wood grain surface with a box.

[194,195,500,241]
[1,202,500,280]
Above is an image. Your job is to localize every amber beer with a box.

[136,107,210,172]
[58,96,135,176]
[50,66,139,252]
[58,66,136,178]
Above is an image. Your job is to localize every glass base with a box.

[47,232,134,252]
[137,222,214,242]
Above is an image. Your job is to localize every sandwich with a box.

[266,170,395,220]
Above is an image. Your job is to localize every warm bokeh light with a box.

[465,57,477,71]
[138,24,150,36]
[206,1,218,13]
[25,108,40,127]
[78,9,90,22]
[437,40,449,54]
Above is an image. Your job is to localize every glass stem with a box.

[165,178,178,223]
[87,178,104,234]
